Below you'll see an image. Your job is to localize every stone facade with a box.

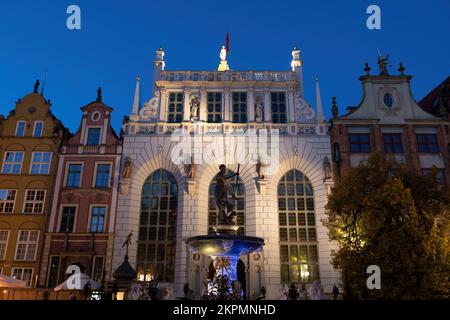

[0,84,67,287]
[112,47,340,299]
[39,94,122,288]
[330,61,450,185]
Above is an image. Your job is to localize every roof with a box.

[112,255,137,281]
[418,76,450,116]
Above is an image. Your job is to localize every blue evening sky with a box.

[0,0,449,133]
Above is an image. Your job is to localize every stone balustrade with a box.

[159,70,296,83]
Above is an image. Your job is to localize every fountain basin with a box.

[187,234,264,257]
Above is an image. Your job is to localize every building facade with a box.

[419,76,450,119]
[40,92,122,288]
[112,47,340,299]
[0,83,67,287]
[330,60,450,184]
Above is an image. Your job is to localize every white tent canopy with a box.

[54,273,101,291]
[0,274,27,288]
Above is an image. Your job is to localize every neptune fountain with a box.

[187,165,265,299]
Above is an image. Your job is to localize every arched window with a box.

[208,170,245,235]
[278,170,319,283]
[137,169,178,282]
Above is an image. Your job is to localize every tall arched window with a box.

[278,170,319,283]
[137,169,178,282]
[208,170,245,235]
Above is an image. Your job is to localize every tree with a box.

[324,154,450,299]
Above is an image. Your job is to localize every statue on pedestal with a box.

[218,45,230,71]
[377,53,390,75]
[220,46,227,61]
[214,164,239,225]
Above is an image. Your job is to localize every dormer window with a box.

[383,93,394,108]
[86,128,101,146]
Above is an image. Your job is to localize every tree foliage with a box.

[324,154,450,299]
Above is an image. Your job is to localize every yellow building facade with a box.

[0,84,67,287]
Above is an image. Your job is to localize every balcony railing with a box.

[82,145,100,154]
[160,70,296,83]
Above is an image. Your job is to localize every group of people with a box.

[279,281,339,300]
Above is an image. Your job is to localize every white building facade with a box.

[112,47,340,299]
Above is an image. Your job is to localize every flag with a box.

[225,32,230,53]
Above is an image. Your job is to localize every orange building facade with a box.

[0,83,67,287]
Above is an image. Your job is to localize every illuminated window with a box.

[2,151,24,174]
[14,230,39,261]
[137,169,177,282]
[208,170,245,235]
[0,230,10,260]
[91,256,105,282]
[0,190,16,213]
[23,190,46,214]
[11,268,33,287]
[168,93,184,123]
[278,170,319,283]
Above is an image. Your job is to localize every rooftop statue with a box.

[377,52,390,75]
[218,45,230,71]
[220,45,227,61]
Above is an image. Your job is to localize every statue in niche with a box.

[323,156,332,180]
[190,95,200,121]
[256,159,266,180]
[214,164,239,225]
[119,158,133,195]
[185,156,196,179]
[255,96,264,122]
[122,157,133,179]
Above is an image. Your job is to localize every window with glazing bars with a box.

[207,92,222,123]
[168,93,184,123]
